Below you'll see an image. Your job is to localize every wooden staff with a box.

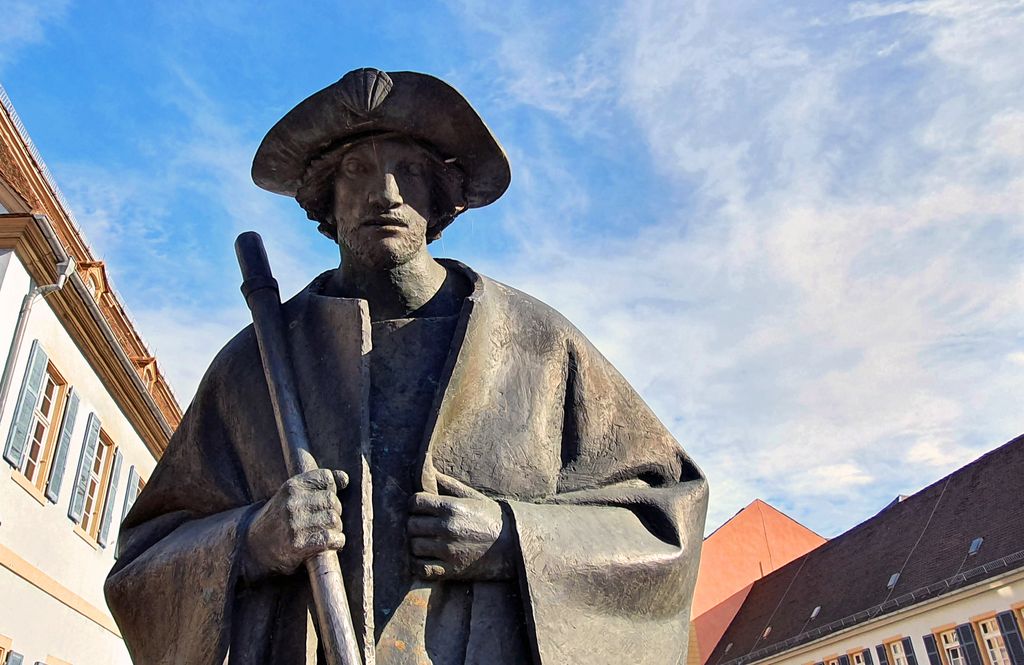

[235,231,363,665]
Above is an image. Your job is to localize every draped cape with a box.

[105,262,708,665]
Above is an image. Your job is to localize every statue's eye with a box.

[343,159,367,176]
[401,161,424,177]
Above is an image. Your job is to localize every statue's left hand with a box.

[407,493,516,581]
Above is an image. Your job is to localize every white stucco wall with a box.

[757,571,1024,665]
[0,251,157,664]
[0,249,22,377]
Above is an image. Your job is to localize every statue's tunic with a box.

[369,315,463,636]
[105,261,708,665]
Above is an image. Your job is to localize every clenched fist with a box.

[241,468,348,581]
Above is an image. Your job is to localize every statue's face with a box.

[331,138,435,268]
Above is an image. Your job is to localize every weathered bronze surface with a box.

[105,68,709,665]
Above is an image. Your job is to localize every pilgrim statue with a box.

[105,68,708,665]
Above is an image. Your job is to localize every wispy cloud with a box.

[448,0,1024,534]
[58,66,339,398]
[20,1,1023,536]
[0,0,71,71]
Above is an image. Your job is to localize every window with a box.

[977,619,1010,665]
[19,362,67,489]
[942,630,965,665]
[79,430,115,537]
[853,652,866,665]
[69,414,124,548]
[828,658,841,665]
[890,640,909,665]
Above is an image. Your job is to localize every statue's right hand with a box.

[241,468,348,581]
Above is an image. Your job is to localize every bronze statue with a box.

[105,68,709,665]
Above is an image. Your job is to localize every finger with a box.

[409,492,449,516]
[324,529,345,552]
[299,526,345,554]
[333,469,349,491]
[326,491,343,516]
[295,468,335,492]
[411,558,450,580]
[407,515,448,537]
[435,472,487,500]
[292,509,339,534]
[308,506,343,530]
[302,490,342,513]
[409,537,449,559]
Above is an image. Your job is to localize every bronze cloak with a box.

[105,262,709,665]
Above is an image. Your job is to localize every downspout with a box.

[0,218,76,421]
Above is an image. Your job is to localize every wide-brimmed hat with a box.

[251,68,511,209]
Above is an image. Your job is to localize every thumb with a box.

[333,469,350,490]
[435,472,486,499]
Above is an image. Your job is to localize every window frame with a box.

[77,428,116,539]
[975,617,1011,665]
[18,361,68,491]
[939,628,966,665]
[851,650,867,665]
[888,638,910,665]
[45,656,73,665]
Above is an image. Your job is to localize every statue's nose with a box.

[368,172,403,210]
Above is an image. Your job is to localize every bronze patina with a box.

[105,68,709,665]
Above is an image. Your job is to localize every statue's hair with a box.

[294,135,468,243]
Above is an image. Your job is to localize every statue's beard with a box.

[336,213,427,269]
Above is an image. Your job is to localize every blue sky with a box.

[3,0,1023,536]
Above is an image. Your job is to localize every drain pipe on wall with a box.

[0,237,76,422]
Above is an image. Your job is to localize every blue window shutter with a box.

[44,387,79,503]
[840,655,851,665]
[903,637,919,665]
[957,624,983,665]
[5,651,24,665]
[877,645,891,665]
[68,413,101,522]
[97,448,123,548]
[864,649,875,665]
[923,634,943,665]
[997,611,1024,665]
[3,340,48,469]
[121,465,140,521]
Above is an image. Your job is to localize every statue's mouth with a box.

[364,213,409,229]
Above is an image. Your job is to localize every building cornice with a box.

[0,213,173,455]
[0,83,181,448]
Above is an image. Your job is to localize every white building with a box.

[708,436,1024,665]
[0,85,180,664]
